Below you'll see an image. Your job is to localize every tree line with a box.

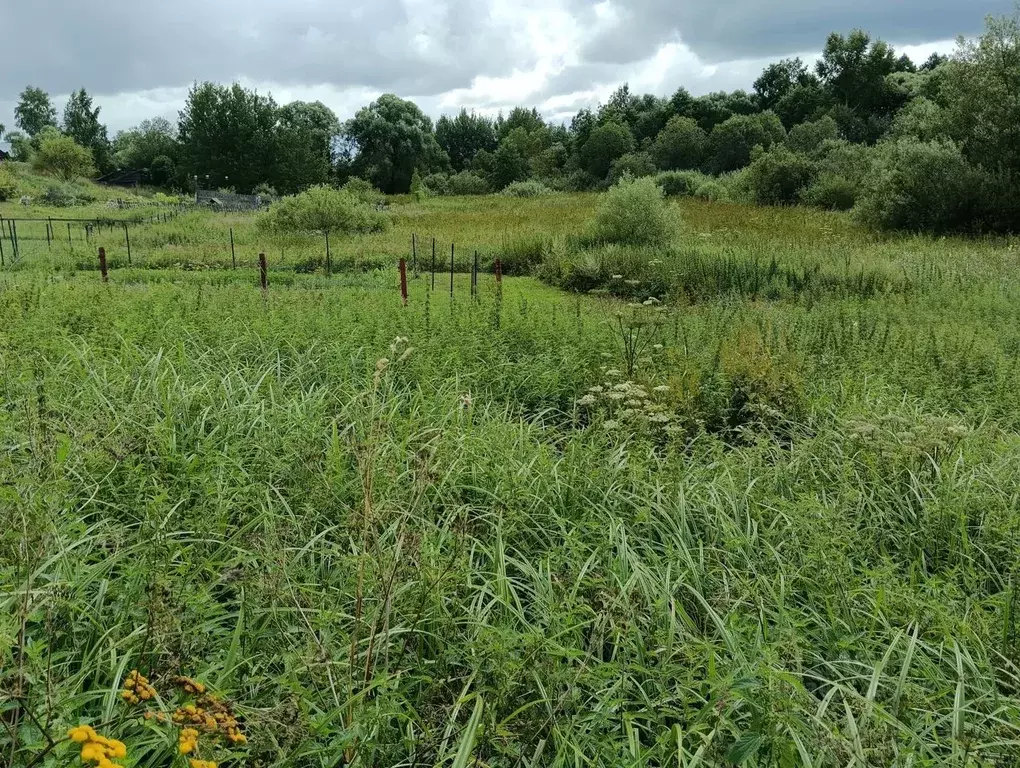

[4,11,1020,232]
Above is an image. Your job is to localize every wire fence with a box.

[1,223,508,304]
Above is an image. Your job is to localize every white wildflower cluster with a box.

[576,375,680,437]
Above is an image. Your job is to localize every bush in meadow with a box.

[693,180,730,202]
[500,180,554,198]
[801,173,858,210]
[341,177,385,205]
[422,172,450,195]
[447,171,491,195]
[258,185,390,235]
[586,175,679,246]
[856,138,986,233]
[608,152,657,184]
[746,146,817,205]
[655,170,709,197]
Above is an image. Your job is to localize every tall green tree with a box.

[816,31,899,116]
[754,58,814,110]
[275,101,340,194]
[62,89,112,173]
[650,116,706,170]
[344,94,448,194]
[705,112,786,173]
[942,12,1020,177]
[15,86,57,137]
[496,107,545,139]
[113,118,178,170]
[577,122,635,181]
[178,82,279,192]
[436,110,498,172]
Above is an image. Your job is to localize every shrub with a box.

[253,182,278,198]
[341,177,385,205]
[693,181,730,202]
[258,185,390,235]
[655,171,706,197]
[40,182,96,207]
[608,152,657,184]
[32,134,95,181]
[856,138,985,233]
[785,116,839,154]
[500,180,553,198]
[447,171,490,195]
[410,169,428,201]
[745,146,817,205]
[586,175,679,246]
[801,173,857,211]
[0,166,18,202]
[815,139,875,188]
[659,171,712,198]
[422,173,450,195]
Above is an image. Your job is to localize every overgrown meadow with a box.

[3,192,1020,767]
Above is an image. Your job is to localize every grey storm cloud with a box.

[571,0,1015,65]
[0,0,535,98]
[0,0,1014,131]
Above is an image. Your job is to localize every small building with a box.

[96,169,148,188]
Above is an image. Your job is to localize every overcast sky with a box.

[0,0,1012,136]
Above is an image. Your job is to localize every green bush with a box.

[856,138,986,233]
[801,173,858,211]
[422,173,450,195]
[586,175,679,246]
[745,146,817,205]
[447,171,490,195]
[341,177,385,205]
[785,116,839,154]
[693,181,730,202]
[32,134,95,181]
[0,166,18,201]
[258,185,390,235]
[40,182,96,207]
[608,152,657,184]
[500,180,554,198]
[655,171,707,197]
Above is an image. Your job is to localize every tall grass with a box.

[2,193,1020,765]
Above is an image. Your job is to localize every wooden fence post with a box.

[399,258,409,306]
[98,247,108,283]
[431,237,436,290]
[412,233,417,274]
[325,230,332,276]
[450,243,455,297]
[124,223,132,266]
[259,253,268,293]
[46,219,52,248]
[230,228,236,269]
[472,251,479,298]
[67,223,72,246]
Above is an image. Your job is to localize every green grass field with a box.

[3,190,1020,766]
